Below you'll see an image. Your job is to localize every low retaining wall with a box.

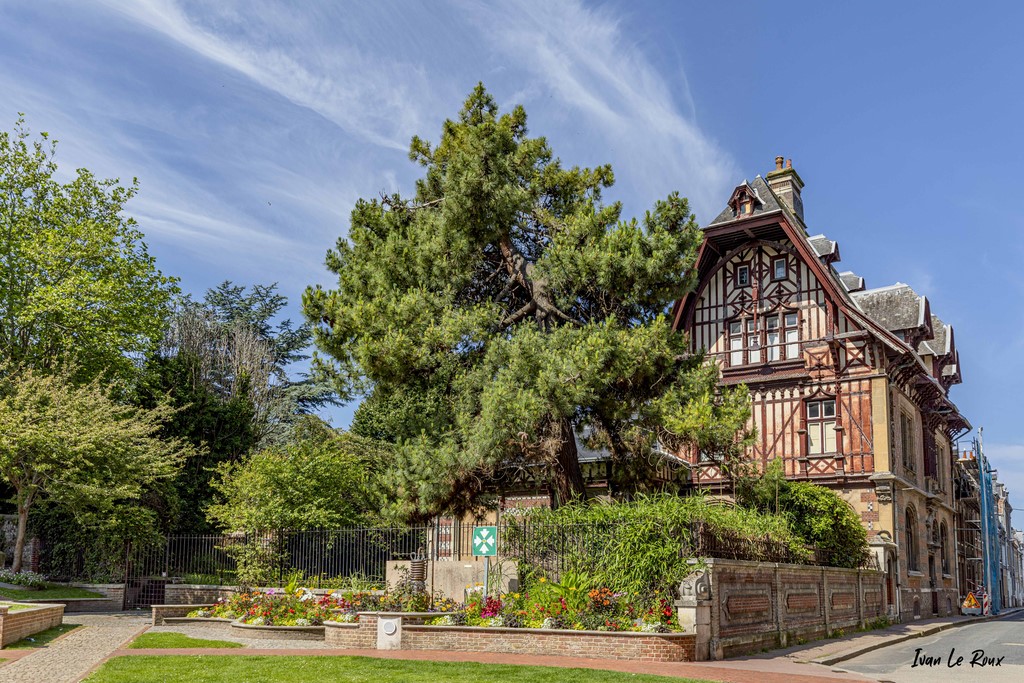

[676,558,888,660]
[324,613,694,662]
[16,584,123,613]
[403,626,693,661]
[0,604,64,647]
[161,584,385,605]
[163,585,235,605]
[230,622,325,640]
[69,584,124,612]
[152,604,214,625]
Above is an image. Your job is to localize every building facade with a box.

[672,157,970,621]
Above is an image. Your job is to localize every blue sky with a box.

[2,1,1022,504]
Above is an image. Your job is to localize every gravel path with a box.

[0,613,148,683]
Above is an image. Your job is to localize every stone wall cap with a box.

[230,622,325,633]
[404,625,691,638]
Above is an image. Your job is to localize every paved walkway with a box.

[0,613,148,683]
[775,607,1024,666]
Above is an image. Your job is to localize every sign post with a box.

[472,526,497,595]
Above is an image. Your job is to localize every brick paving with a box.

[0,613,148,683]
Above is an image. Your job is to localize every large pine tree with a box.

[304,86,749,521]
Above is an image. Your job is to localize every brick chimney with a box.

[766,156,805,223]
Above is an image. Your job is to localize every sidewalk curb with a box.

[813,609,1022,666]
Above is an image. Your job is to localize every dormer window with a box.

[736,264,750,287]
[772,257,787,281]
[728,183,762,218]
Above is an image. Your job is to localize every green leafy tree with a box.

[305,85,750,520]
[206,416,387,531]
[0,366,189,572]
[0,116,177,381]
[736,458,869,568]
[162,282,336,448]
[134,352,259,533]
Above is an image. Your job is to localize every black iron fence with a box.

[46,518,877,593]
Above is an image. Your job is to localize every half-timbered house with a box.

[672,157,970,621]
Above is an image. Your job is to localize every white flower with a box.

[294,618,310,627]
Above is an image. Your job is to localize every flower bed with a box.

[424,577,681,634]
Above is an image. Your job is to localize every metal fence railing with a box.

[43,518,878,594]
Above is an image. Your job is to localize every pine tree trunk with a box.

[550,417,586,508]
[12,503,28,574]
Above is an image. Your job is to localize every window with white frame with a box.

[736,264,750,287]
[728,311,800,367]
[772,256,787,280]
[806,398,837,455]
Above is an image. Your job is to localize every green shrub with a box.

[503,493,807,601]
[736,459,869,569]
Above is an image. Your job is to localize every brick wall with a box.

[325,616,694,661]
[163,585,236,605]
[401,626,694,662]
[151,604,214,625]
[325,615,377,649]
[0,604,65,646]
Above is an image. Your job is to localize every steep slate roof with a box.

[919,315,950,357]
[708,176,781,227]
[850,283,928,333]
[808,234,839,262]
[839,271,866,292]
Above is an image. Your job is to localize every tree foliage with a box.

[161,282,335,448]
[206,417,388,532]
[134,352,259,533]
[0,116,177,381]
[0,366,189,571]
[506,494,806,600]
[735,458,869,568]
[306,85,750,521]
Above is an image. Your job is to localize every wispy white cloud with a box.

[461,0,737,221]
[96,0,437,150]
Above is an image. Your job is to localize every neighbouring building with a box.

[672,157,970,621]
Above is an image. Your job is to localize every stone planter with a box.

[230,622,325,641]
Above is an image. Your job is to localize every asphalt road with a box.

[835,610,1024,683]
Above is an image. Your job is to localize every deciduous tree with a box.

[0,367,189,572]
[0,116,177,381]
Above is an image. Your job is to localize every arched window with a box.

[940,522,949,575]
[905,507,919,572]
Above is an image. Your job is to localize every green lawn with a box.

[0,585,103,601]
[5,623,81,649]
[129,633,243,649]
[86,656,711,683]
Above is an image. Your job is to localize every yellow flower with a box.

[539,577,547,583]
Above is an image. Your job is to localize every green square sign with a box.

[472,526,497,557]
